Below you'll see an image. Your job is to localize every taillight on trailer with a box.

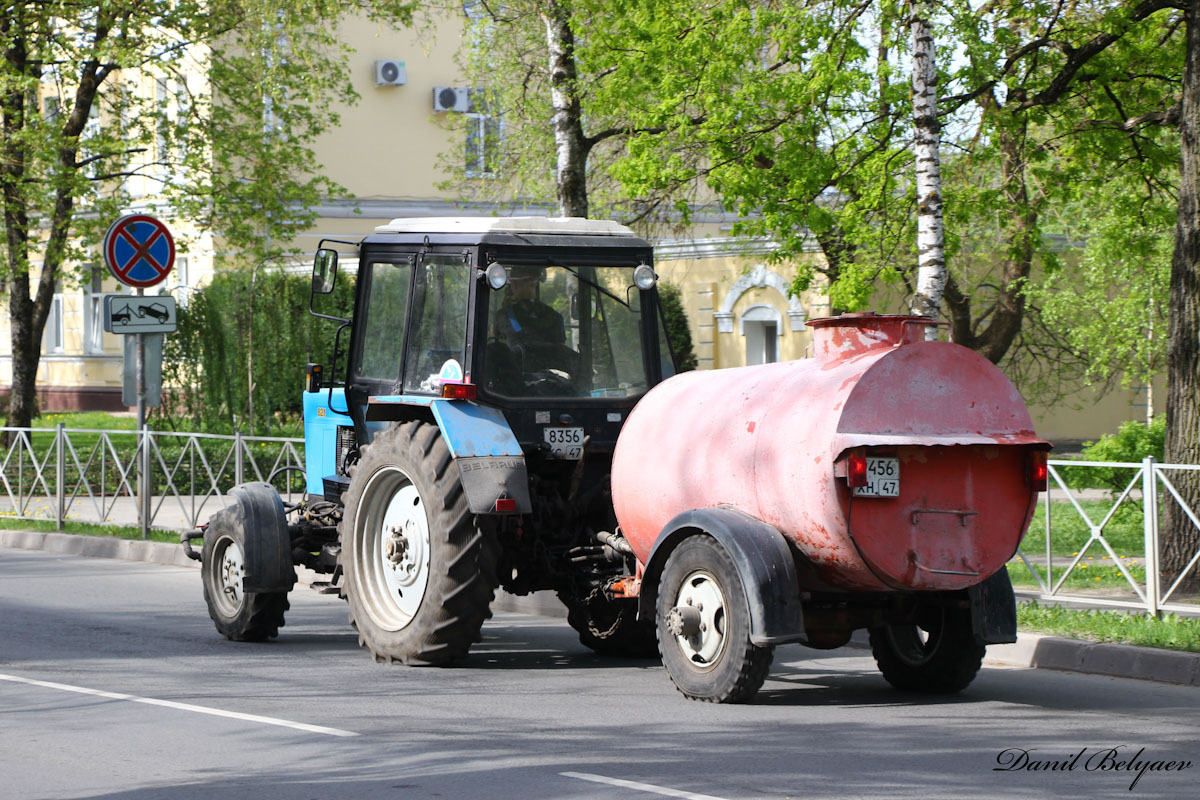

[847,455,868,488]
[493,497,517,513]
[1027,451,1048,492]
[441,382,478,401]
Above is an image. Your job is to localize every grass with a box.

[0,515,179,544]
[30,411,138,431]
[1008,499,1156,592]
[1024,498,1147,556]
[1018,600,1200,653]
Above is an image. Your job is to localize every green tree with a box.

[1,0,413,433]
[658,281,697,372]
[437,0,710,226]
[160,267,355,434]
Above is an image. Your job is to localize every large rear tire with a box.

[656,536,773,703]
[868,604,985,693]
[201,505,289,642]
[340,422,499,665]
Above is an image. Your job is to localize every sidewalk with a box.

[2,528,1197,688]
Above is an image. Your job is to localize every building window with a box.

[172,255,190,307]
[465,91,500,177]
[740,304,782,366]
[85,266,106,354]
[43,288,64,354]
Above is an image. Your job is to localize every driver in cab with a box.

[489,265,576,392]
[494,265,565,345]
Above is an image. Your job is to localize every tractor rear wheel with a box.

[340,422,499,665]
[656,536,773,703]
[868,604,984,693]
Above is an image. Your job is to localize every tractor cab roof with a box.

[362,216,652,252]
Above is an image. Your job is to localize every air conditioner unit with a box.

[374,60,407,87]
[433,87,469,113]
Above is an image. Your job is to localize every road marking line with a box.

[561,772,731,800]
[0,673,358,738]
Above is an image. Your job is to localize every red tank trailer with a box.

[611,314,1050,703]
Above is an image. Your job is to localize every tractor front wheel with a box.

[200,496,290,642]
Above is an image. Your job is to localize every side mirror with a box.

[312,248,338,295]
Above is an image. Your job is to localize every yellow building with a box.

[0,8,1161,448]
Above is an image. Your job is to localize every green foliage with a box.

[1,0,414,429]
[1017,601,1200,653]
[1055,418,1167,496]
[658,281,697,372]
[159,268,355,434]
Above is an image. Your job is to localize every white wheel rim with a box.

[358,466,432,631]
[672,569,728,669]
[214,536,245,616]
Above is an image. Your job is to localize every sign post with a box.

[103,214,176,538]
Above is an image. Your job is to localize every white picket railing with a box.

[3,427,1197,616]
[0,425,305,537]
[1013,458,1200,616]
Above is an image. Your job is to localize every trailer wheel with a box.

[340,422,498,665]
[201,516,289,642]
[868,605,985,693]
[559,592,658,658]
[656,536,773,703]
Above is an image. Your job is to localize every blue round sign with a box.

[103,214,175,288]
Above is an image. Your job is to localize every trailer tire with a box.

[559,592,658,658]
[201,519,289,642]
[656,536,773,703]
[340,422,498,665]
[868,605,985,693]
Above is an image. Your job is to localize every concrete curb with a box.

[3,529,1196,687]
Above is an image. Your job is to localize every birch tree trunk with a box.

[1163,0,1200,594]
[909,1,945,323]
[541,0,590,218]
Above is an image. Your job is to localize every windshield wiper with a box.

[561,266,631,309]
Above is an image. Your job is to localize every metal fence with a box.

[1013,458,1200,616]
[0,425,304,537]
[3,427,1197,616]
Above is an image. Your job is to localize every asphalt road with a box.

[1,549,1197,800]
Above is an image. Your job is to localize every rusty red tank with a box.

[612,314,1049,593]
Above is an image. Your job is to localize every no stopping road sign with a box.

[103,214,175,288]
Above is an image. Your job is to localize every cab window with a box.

[357,259,412,381]
[403,254,471,393]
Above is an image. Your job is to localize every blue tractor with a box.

[188,217,677,664]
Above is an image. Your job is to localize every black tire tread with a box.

[200,505,290,642]
[656,536,774,703]
[339,421,498,666]
[867,607,985,693]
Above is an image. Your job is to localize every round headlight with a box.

[633,263,657,291]
[485,262,509,290]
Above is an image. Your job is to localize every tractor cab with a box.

[306,217,674,505]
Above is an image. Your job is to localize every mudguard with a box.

[207,482,295,593]
[367,395,532,515]
[639,506,806,646]
[968,567,1018,645]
